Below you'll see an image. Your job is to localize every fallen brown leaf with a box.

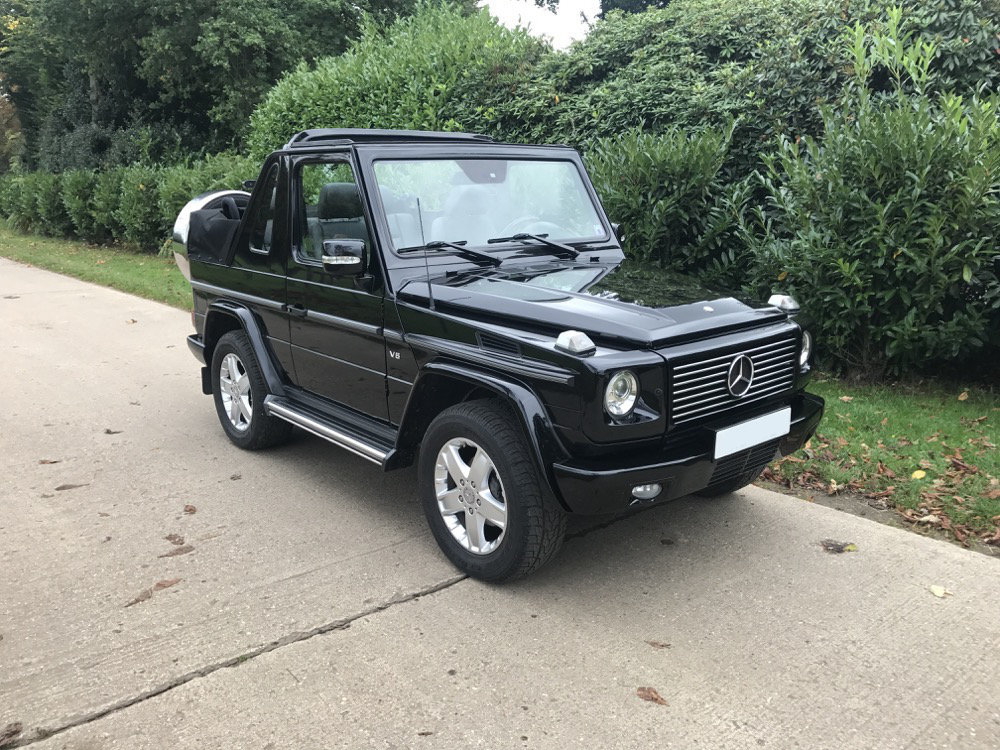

[154,578,181,591]
[104,428,123,435]
[838,395,853,403]
[126,318,137,324]
[55,483,88,491]
[645,640,671,650]
[957,391,968,401]
[183,504,197,514]
[0,721,24,747]
[38,459,61,464]
[124,589,153,608]
[164,534,185,546]
[158,545,194,558]
[636,687,668,706]
[929,585,952,598]
[819,539,857,553]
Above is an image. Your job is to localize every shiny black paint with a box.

[184,135,824,516]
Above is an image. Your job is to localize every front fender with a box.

[399,361,573,512]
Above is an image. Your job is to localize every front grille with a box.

[710,439,781,485]
[671,334,797,425]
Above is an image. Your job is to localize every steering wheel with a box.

[497,215,543,237]
[220,196,240,221]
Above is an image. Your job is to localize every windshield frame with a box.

[358,146,615,264]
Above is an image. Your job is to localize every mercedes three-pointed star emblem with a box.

[726,354,755,398]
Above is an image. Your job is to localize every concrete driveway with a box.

[1,257,998,750]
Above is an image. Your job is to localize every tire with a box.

[694,464,767,498]
[418,400,567,582]
[210,330,293,450]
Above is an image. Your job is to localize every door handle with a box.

[283,303,308,318]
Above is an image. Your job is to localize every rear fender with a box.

[204,301,287,398]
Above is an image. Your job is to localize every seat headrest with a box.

[318,182,363,220]
[443,185,491,216]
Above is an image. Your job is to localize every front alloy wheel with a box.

[419,400,566,581]
[434,438,507,555]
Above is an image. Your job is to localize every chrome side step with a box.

[264,396,389,465]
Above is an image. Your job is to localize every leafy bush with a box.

[32,172,74,236]
[114,166,166,249]
[585,125,750,285]
[60,170,104,243]
[745,15,1000,376]
[92,170,127,244]
[248,2,548,157]
[6,173,43,232]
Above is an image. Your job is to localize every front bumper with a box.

[552,392,824,515]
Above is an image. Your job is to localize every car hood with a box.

[397,261,786,347]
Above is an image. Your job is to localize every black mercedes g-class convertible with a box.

[172,128,823,581]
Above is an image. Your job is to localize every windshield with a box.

[372,158,607,251]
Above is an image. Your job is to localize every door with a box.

[285,156,388,420]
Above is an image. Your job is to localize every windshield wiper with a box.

[398,240,501,267]
[486,233,580,259]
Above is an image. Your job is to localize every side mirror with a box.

[611,223,625,244]
[322,239,366,276]
[242,180,257,192]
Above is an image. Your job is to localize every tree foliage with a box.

[0,0,423,168]
[249,2,548,157]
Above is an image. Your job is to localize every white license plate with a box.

[713,407,791,459]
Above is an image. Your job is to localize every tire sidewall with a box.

[418,406,536,581]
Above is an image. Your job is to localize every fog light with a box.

[632,483,662,500]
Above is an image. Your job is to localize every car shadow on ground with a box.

[258,428,749,592]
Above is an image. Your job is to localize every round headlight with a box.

[800,330,813,367]
[605,370,639,418]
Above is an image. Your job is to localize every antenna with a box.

[416,197,434,311]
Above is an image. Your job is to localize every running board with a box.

[263,396,391,466]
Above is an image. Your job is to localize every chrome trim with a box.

[674,341,795,371]
[264,397,387,464]
[671,335,797,425]
[190,281,285,312]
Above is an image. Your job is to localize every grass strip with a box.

[0,226,191,310]
[769,377,1000,546]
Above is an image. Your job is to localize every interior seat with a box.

[430,185,496,246]
[306,183,370,259]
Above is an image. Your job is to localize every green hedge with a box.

[0,153,257,252]
[2,0,998,377]
[743,15,1000,376]
[248,2,548,157]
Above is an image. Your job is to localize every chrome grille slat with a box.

[674,340,795,371]
[673,386,729,405]
[673,380,792,420]
[750,352,788,369]
[670,334,797,425]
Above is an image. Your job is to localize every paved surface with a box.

[1,257,999,750]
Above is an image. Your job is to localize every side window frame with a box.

[247,164,279,256]
[291,153,362,267]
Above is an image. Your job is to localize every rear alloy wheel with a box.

[211,330,292,450]
[419,400,566,581]
[219,352,252,433]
